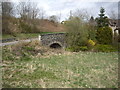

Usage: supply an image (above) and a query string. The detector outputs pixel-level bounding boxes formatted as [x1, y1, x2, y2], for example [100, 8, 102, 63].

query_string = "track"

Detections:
[0, 38, 39, 46]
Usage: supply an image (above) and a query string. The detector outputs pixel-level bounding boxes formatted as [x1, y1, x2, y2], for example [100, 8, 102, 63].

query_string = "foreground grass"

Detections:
[2, 46, 118, 88]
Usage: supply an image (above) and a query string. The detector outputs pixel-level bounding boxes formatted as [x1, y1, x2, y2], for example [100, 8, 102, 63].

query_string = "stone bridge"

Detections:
[40, 33, 66, 48]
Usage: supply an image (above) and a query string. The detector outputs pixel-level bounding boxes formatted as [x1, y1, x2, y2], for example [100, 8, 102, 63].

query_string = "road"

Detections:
[0, 38, 39, 46]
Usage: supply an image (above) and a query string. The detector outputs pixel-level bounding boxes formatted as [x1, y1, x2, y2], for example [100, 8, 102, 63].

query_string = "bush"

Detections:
[87, 39, 96, 50]
[94, 44, 117, 52]
[66, 46, 88, 52]
[87, 39, 96, 46]
[65, 17, 89, 47]
[96, 26, 113, 44]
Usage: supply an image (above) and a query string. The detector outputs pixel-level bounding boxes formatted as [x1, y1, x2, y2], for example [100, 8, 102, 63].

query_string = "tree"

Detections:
[0, 2, 2, 16]
[96, 7, 109, 27]
[0, 2, 1, 36]
[89, 16, 94, 24]
[108, 10, 118, 20]
[17, 2, 29, 20]
[17, 1, 40, 20]
[96, 7, 113, 44]
[49, 15, 58, 23]
[57, 12, 61, 23]
[65, 17, 89, 48]
[2, 2, 14, 17]
[39, 8, 46, 19]
[64, 9, 96, 51]
[16, 1, 41, 33]
[2, 2, 15, 34]
[30, 3, 40, 19]
[73, 9, 90, 21]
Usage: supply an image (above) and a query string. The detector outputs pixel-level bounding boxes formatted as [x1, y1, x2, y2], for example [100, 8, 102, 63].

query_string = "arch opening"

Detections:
[50, 43, 62, 49]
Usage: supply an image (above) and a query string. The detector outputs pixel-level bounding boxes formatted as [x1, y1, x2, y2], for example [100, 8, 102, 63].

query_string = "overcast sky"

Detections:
[10, 0, 119, 21]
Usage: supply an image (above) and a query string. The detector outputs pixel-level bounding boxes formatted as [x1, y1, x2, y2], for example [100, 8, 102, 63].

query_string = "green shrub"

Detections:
[96, 26, 113, 44]
[65, 17, 89, 47]
[66, 46, 88, 52]
[94, 44, 117, 52]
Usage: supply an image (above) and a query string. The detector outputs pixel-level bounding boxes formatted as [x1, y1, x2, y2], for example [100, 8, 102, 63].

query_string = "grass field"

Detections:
[2, 45, 118, 88]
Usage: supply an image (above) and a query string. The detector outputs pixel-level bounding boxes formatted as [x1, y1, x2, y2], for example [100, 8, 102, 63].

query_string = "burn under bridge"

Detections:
[40, 33, 66, 48]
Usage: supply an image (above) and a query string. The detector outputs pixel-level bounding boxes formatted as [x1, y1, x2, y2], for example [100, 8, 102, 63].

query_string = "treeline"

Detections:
[2, 1, 61, 35]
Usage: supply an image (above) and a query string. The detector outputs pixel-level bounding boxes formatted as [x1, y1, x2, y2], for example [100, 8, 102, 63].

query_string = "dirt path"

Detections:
[0, 38, 39, 46]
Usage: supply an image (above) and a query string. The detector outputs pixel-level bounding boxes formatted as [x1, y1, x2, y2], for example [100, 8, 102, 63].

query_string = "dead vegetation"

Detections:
[2, 44, 118, 88]
[3, 17, 65, 35]
[36, 19, 65, 32]
[3, 40, 66, 60]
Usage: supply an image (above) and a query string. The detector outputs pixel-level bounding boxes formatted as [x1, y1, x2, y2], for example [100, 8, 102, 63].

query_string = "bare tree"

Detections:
[73, 9, 90, 21]
[0, 2, 1, 63]
[49, 15, 58, 23]
[17, 1, 40, 20]
[28, 2, 40, 19]
[57, 12, 62, 23]
[2, 2, 14, 17]
[17, 2, 28, 19]
[2, 2, 15, 34]
[0, 2, 2, 16]
[39, 8, 46, 19]
[108, 10, 118, 20]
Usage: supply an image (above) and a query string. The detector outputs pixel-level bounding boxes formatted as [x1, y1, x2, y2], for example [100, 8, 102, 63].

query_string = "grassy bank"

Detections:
[2, 43, 118, 88]
[2, 33, 39, 40]
[2, 32, 65, 40]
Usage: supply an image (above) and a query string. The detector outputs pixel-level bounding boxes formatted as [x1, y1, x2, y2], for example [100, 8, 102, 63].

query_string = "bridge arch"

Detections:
[49, 41, 63, 48]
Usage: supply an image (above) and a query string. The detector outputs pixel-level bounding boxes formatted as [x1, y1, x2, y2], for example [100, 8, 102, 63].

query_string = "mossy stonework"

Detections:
[40, 33, 66, 48]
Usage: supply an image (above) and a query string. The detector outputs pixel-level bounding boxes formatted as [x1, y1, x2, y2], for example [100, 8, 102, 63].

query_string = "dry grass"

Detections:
[2, 44, 118, 88]
[36, 19, 65, 32]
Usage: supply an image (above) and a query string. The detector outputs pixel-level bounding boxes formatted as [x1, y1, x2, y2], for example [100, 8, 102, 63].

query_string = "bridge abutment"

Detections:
[40, 33, 66, 48]
[39, 33, 65, 48]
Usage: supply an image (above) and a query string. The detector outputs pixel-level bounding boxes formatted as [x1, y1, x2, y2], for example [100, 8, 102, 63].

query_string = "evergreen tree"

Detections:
[90, 16, 94, 21]
[96, 7, 109, 27]
[96, 7, 113, 44]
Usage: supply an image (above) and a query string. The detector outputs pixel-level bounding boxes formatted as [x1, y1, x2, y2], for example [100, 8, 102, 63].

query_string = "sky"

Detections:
[9, 0, 119, 21]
